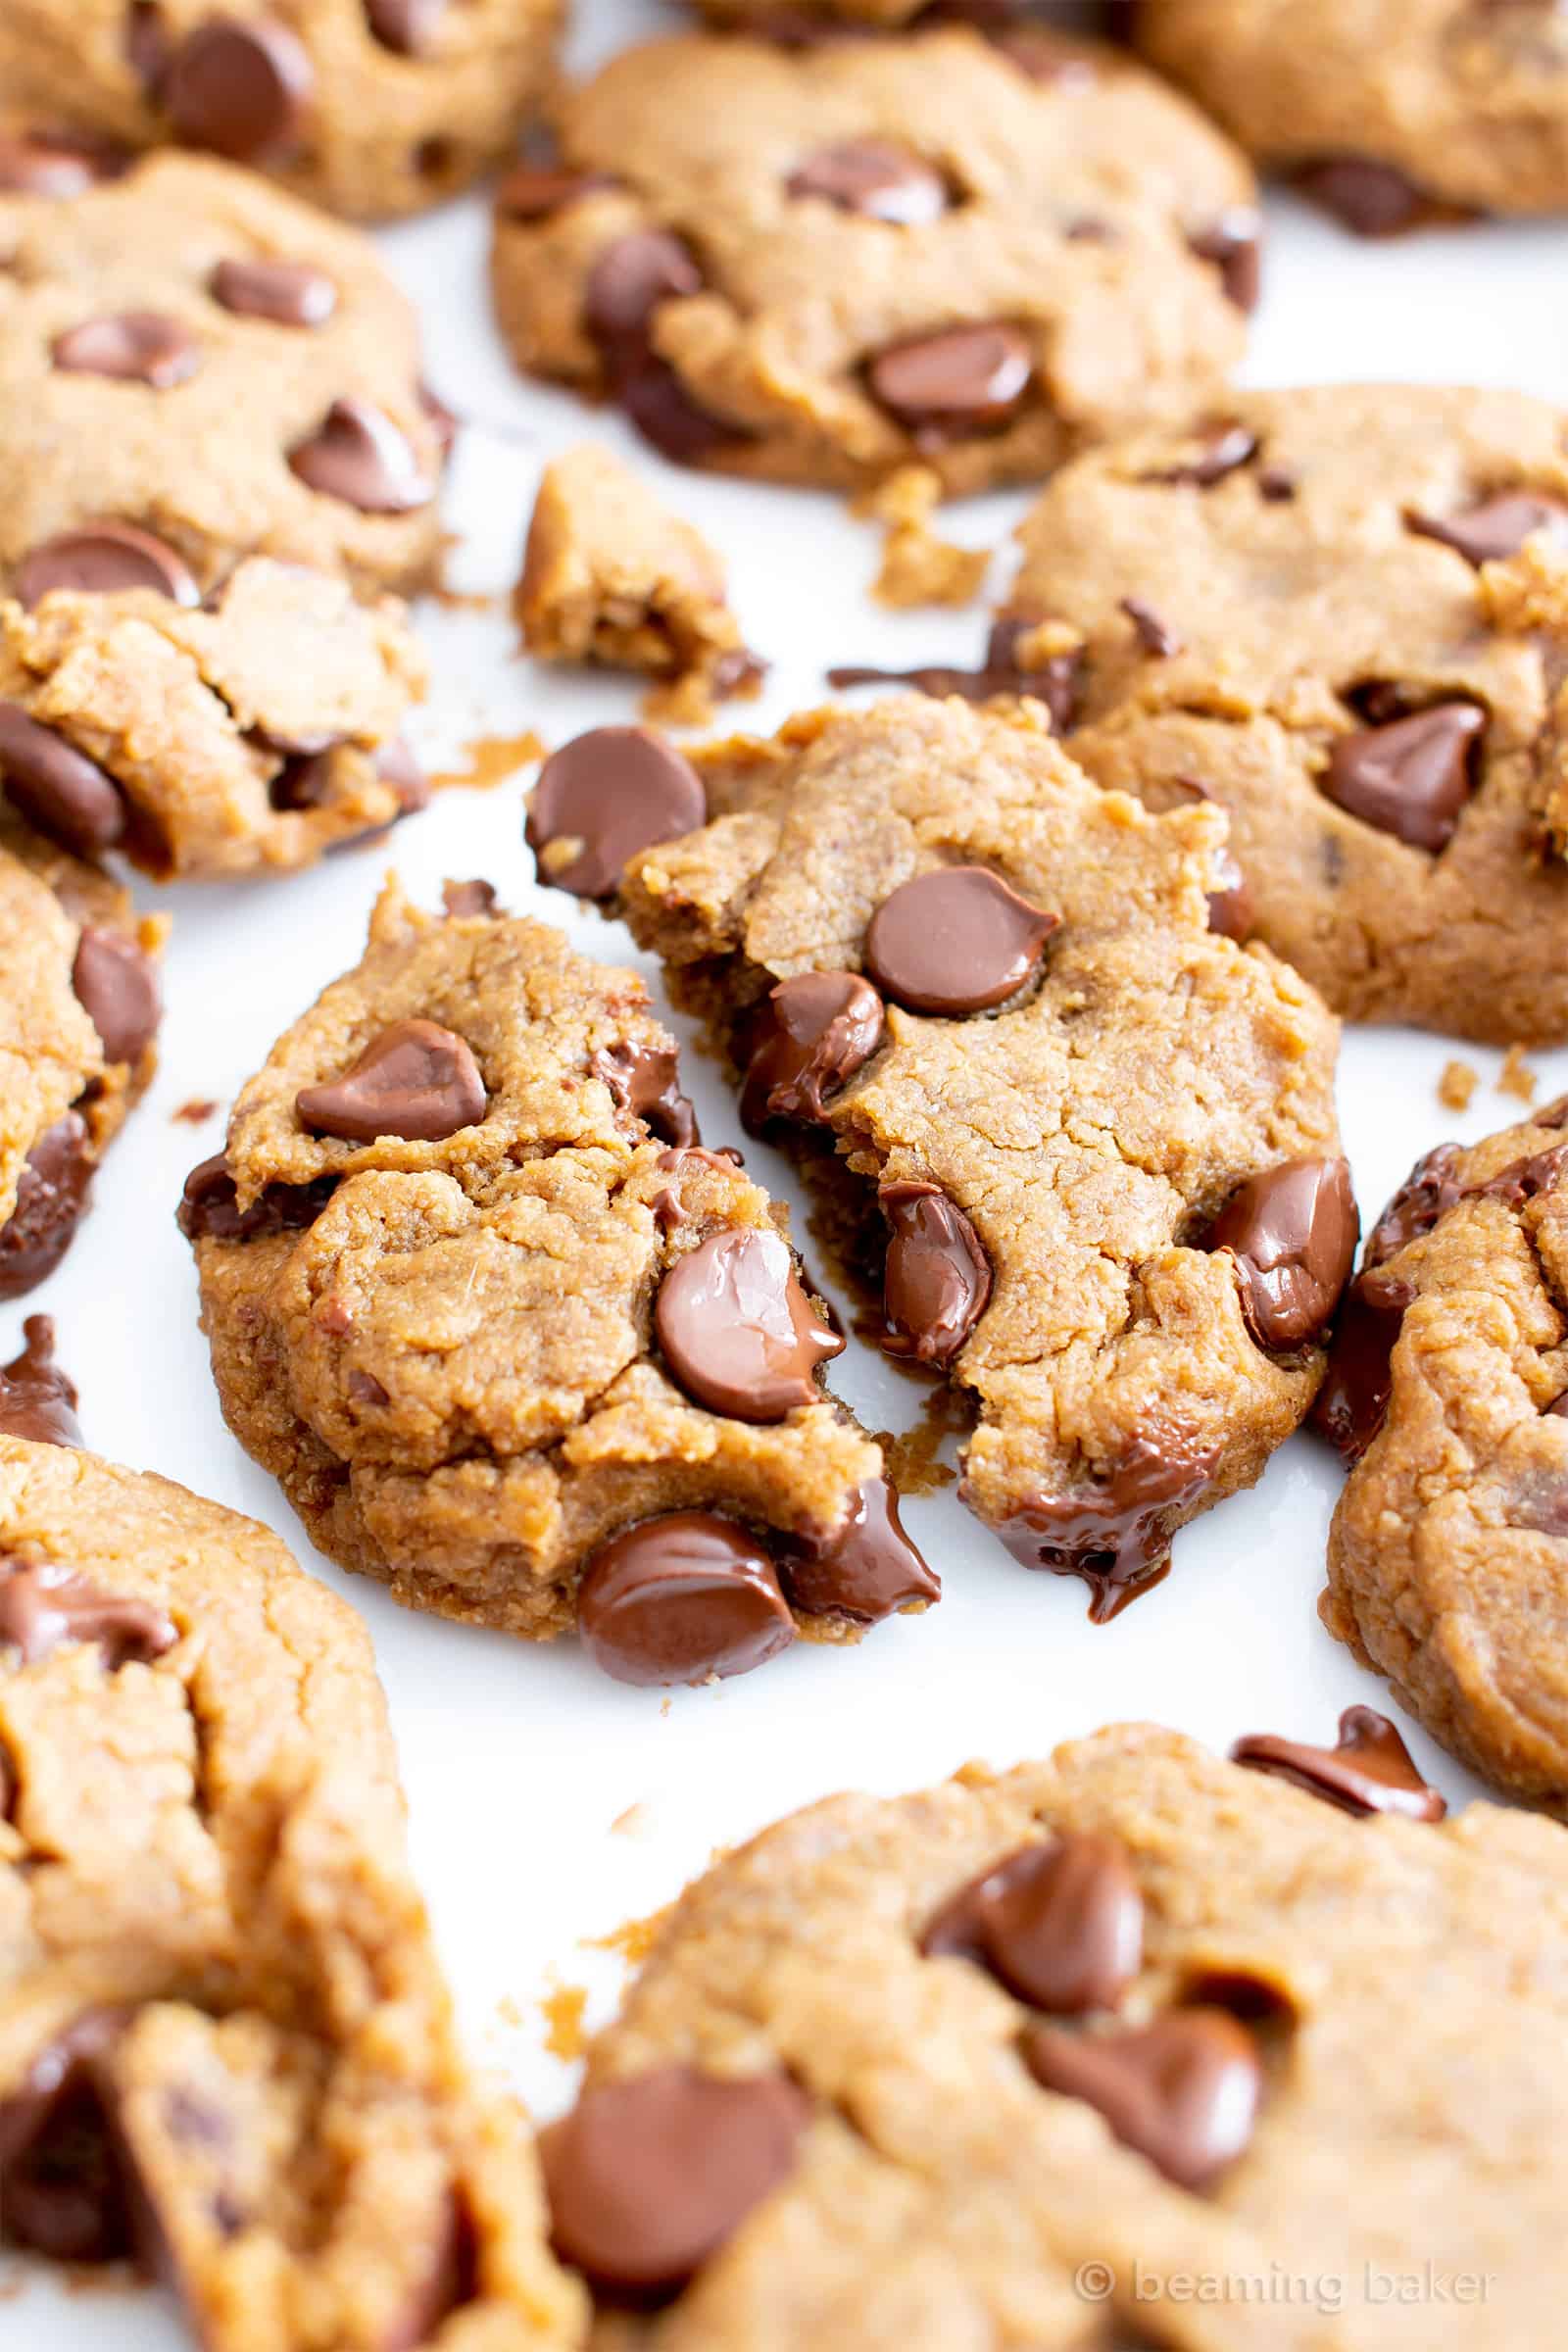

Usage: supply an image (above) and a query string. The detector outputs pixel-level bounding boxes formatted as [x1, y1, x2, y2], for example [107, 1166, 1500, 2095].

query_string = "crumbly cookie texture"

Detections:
[490, 25, 1255, 496]
[518, 444, 761, 726]
[1139, 0, 1568, 228]
[0, 1, 561, 221]
[0, 806, 162, 1299]
[609, 696, 1348, 1614]
[180, 881, 933, 1684]
[540, 1718, 1568, 2349]
[1008, 384, 1568, 1046]
[1, 560, 428, 879]
[1318, 1102, 1568, 1813]
[0, 149, 446, 600]
[0, 1436, 582, 2350]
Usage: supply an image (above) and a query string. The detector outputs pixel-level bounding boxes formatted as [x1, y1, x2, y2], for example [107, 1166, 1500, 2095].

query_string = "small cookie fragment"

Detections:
[180, 881, 934, 1683]
[859, 466, 990, 611]
[1439, 1058, 1478, 1111]
[518, 443, 762, 724]
[1497, 1044, 1538, 1103]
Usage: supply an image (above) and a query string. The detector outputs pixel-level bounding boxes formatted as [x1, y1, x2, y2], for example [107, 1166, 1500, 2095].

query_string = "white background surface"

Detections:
[11, 3, 1568, 2339]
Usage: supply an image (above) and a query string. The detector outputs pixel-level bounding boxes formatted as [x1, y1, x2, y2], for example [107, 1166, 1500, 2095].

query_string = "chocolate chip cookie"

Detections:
[1007, 384, 1568, 1045]
[0, 150, 445, 601]
[1315, 1104, 1568, 1813]
[0, 1432, 582, 2348]
[1, 805, 162, 1300]
[539, 1717, 1568, 2347]
[583, 696, 1349, 1616]
[490, 24, 1256, 495]
[0, 0, 561, 221]
[180, 880, 934, 1685]
[1140, 0, 1568, 230]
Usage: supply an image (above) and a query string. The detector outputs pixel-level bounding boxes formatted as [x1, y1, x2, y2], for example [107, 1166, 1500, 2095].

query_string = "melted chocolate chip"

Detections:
[1120, 596, 1181, 658]
[0, 2011, 137, 2264]
[1021, 2009, 1261, 2189]
[528, 725, 707, 899]
[1323, 703, 1484, 853]
[868, 321, 1033, 437]
[591, 1039, 699, 1149]
[496, 162, 617, 220]
[880, 1181, 992, 1366]
[740, 971, 885, 1131]
[125, 4, 170, 95]
[585, 231, 742, 465]
[1143, 422, 1258, 488]
[1232, 1705, 1446, 1821]
[576, 1513, 796, 1686]
[774, 1475, 938, 1622]
[787, 141, 948, 224]
[0, 1115, 94, 1301]
[1308, 1275, 1411, 1464]
[0, 702, 125, 855]
[15, 522, 200, 610]
[296, 1019, 486, 1144]
[288, 399, 434, 514]
[828, 616, 1080, 730]
[52, 313, 199, 389]
[540, 2068, 811, 2300]
[0, 1316, 81, 1447]
[175, 1152, 337, 1244]
[211, 256, 337, 327]
[1407, 490, 1568, 569]
[1187, 208, 1263, 311]
[0, 1556, 176, 1668]
[992, 1432, 1220, 1619]
[864, 867, 1058, 1015]
[1203, 1157, 1357, 1350]
[1362, 1143, 1465, 1268]
[656, 1229, 842, 1421]
[164, 20, 314, 162]
[71, 926, 161, 1067]
[922, 1834, 1143, 2012]
[0, 128, 128, 198]
[365, 0, 448, 56]
[1294, 155, 1440, 237]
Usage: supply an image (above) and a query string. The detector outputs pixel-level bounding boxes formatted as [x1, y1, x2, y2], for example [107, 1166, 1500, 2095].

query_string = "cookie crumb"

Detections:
[431, 728, 546, 793]
[589, 1905, 672, 1967]
[859, 466, 990, 611]
[875, 1381, 974, 1494]
[1497, 1045, 1538, 1102]
[1438, 1059, 1478, 1111]
[538, 1977, 589, 2061]
[172, 1097, 219, 1125]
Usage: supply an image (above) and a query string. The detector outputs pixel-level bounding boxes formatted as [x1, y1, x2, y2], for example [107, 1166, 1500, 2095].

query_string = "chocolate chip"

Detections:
[879, 1180, 991, 1366]
[991, 1431, 1220, 1619]
[540, 2067, 811, 2299]
[0, 703, 125, 856]
[0, 2011, 136, 2264]
[1187, 207, 1262, 311]
[828, 617, 1080, 730]
[1362, 1142, 1465, 1268]
[1323, 702, 1484, 853]
[1294, 155, 1438, 237]
[1021, 2009, 1261, 2189]
[376, 736, 431, 813]
[1233, 1704, 1446, 1821]
[441, 878, 499, 918]
[576, 1512, 796, 1685]
[922, 1834, 1143, 2012]
[52, 313, 200, 389]
[164, 19, 314, 162]
[211, 256, 337, 327]
[1257, 466, 1297, 503]
[1407, 491, 1568, 568]
[296, 1019, 486, 1144]
[71, 927, 161, 1067]
[865, 866, 1057, 1016]
[585, 231, 742, 466]
[15, 521, 200, 609]
[740, 972, 885, 1131]
[1143, 422, 1258, 488]
[0, 1115, 94, 1301]
[591, 1039, 699, 1149]
[288, 399, 434, 514]
[528, 725, 707, 899]
[868, 322, 1033, 437]
[365, 0, 447, 55]
[268, 748, 336, 810]
[347, 1369, 390, 1406]
[774, 1475, 938, 1622]
[656, 1229, 843, 1422]
[125, 3, 170, 95]
[0, 1555, 176, 1668]
[0, 1316, 81, 1447]
[787, 141, 948, 225]
[1308, 1275, 1410, 1463]
[1203, 1156, 1357, 1350]
[175, 1152, 336, 1244]
[496, 163, 617, 220]
[1205, 846, 1253, 940]
[0, 127, 128, 197]
[1120, 596, 1181, 658]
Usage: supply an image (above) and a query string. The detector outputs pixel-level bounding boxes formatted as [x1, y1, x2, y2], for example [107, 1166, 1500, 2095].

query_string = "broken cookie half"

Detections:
[179, 879, 933, 1686]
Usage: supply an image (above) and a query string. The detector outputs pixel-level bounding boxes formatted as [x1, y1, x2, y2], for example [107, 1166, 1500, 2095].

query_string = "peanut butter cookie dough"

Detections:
[0, 0, 561, 221]
[0, 150, 446, 601]
[1139, 0, 1568, 230]
[1007, 384, 1568, 1045]
[540, 1717, 1568, 2349]
[1317, 1103, 1568, 1814]
[490, 24, 1256, 495]
[0, 1433, 582, 2350]
[569, 696, 1350, 1616]
[0, 805, 162, 1301]
[179, 880, 934, 1685]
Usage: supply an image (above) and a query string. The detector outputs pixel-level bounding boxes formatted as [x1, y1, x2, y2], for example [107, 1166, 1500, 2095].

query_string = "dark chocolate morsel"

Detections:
[365, 0, 448, 56]
[1143, 422, 1258, 488]
[211, 256, 337, 327]
[880, 1180, 992, 1366]
[1407, 491, 1568, 569]
[656, 1228, 842, 1422]
[528, 725, 707, 899]
[591, 1039, 698, 1149]
[296, 1019, 486, 1144]
[774, 1476, 938, 1623]
[864, 867, 1058, 1016]
[15, 522, 200, 610]
[1362, 1143, 1465, 1268]
[786, 141, 949, 225]
[740, 971, 885, 1131]
[576, 1513, 796, 1686]
[1232, 1705, 1446, 1821]
[175, 1153, 337, 1244]
[0, 2010, 137, 2264]
[1294, 155, 1440, 237]
[164, 19, 314, 162]
[1187, 208, 1262, 311]
[584, 228, 703, 344]
[0, 1316, 82, 1447]
[71, 926, 161, 1067]
[0, 1556, 176, 1668]
[868, 321, 1033, 436]
[52, 312, 200, 389]
[441, 878, 499, 919]
[1021, 2009, 1261, 2189]
[1323, 703, 1484, 853]
[922, 1834, 1143, 2012]
[0, 701, 126, 855]
[1203, 1156, 1357, 1349]
[1307, 1275, 1411, 1464]
[1205, 846, 1254, 940]
[288, 400, 434, 514]
[990, 1432, 1220, 1619]
[1120, 596, 1182, 658]
[0, 1115, 94, 1301]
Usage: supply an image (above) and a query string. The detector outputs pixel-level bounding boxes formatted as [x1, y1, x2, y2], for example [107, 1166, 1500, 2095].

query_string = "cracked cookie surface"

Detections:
[490, 25, 1254, 495]
[181, 880, 932, 1683]
[540, 1719, 1568, 2349]
[1009, 384, 1568, 1045]
[0, 150, 445, 600]
[0, 1434, 582, 2350]
[0, 0, 561, 221]
[611, 696, 1348, 1613]
[1320, 1102, 1568, 1813]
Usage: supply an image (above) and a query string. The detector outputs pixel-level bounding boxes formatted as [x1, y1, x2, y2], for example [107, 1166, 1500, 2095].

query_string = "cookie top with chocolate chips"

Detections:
[612, 695, 1348, 1616]
[182, 880, 934, 1683]
[0, 149, 445, 600]
[1140, 0, 1568, 228]
[540, 1717, 1568, 2347]
[489, 24, 1256, 495]
[1320, 1102, 1568, 1815]
[0, 1434, 582, 2349]
[1009, 384, 1568, 1045]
